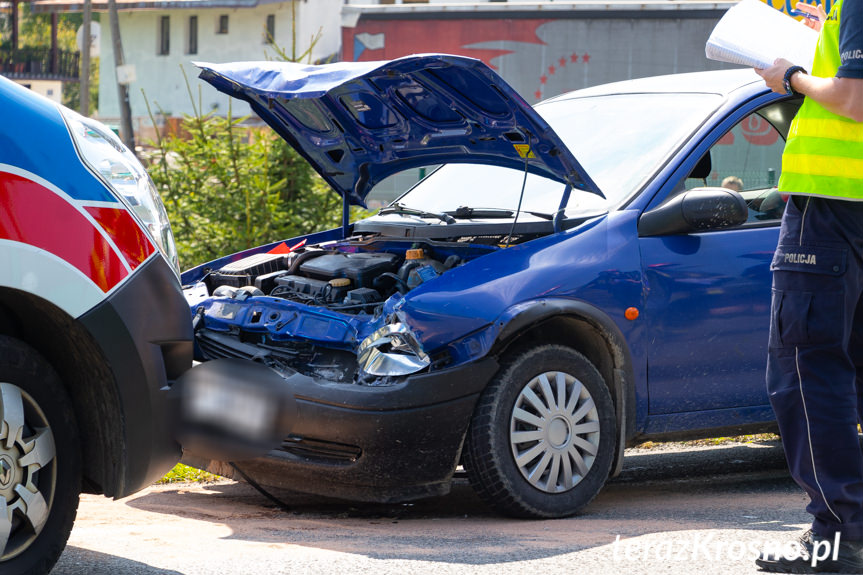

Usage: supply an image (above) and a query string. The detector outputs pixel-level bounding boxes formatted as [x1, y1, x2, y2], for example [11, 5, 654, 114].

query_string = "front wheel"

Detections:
[0, 336, 81, 575]
[463, 345, 616, 518]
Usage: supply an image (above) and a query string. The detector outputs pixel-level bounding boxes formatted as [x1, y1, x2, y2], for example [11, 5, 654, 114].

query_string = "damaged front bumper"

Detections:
[182, 355, 499, 503]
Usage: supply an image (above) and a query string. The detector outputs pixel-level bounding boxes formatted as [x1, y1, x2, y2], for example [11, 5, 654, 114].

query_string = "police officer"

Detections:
[755, 0, 863, 571]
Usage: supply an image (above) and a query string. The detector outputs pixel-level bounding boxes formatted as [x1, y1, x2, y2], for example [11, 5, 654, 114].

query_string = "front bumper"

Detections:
[79, 254, 193, 497]
[184, 356, 499, 503]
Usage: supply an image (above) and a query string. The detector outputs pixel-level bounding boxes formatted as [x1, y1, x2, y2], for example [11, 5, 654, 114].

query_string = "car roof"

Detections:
[545, 68, 766, 102]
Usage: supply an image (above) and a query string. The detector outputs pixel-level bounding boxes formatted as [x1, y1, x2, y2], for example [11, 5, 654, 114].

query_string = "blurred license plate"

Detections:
[186, 380, 277, 440]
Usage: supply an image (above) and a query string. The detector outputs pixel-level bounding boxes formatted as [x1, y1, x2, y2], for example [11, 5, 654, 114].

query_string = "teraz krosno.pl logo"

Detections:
[611, 533, 841, 567]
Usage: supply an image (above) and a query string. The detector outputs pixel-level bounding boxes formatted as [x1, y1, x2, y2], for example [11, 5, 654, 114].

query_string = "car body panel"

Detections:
[0, 77, 117, 204]
[0, 165, 156, 317]
[634, 89, 792, 416]
[641, 226, 777, 414]
[643, 405, 777, 437]
[395, 212, 642, 359]
[0, 78, 159, 319]
[547, 68, 764, 101]
[195, 54, 602, 207]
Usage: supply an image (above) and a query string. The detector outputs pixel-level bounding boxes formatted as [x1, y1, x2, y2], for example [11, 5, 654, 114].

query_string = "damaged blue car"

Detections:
[180, 54, 798, 518]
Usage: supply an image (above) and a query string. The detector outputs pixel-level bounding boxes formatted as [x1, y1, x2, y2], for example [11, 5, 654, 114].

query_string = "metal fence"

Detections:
[0, 47, 80, 81]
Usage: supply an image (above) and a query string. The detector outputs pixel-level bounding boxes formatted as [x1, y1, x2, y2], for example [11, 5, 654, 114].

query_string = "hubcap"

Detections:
[0, 382, 57, 561]
[547, 417, 570, 448]
[509, 371, 600, 494]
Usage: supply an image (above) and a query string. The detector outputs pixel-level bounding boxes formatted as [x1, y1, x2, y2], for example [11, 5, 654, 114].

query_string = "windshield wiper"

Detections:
[446, 206, 555, 221]
[378, 203, 455, 224]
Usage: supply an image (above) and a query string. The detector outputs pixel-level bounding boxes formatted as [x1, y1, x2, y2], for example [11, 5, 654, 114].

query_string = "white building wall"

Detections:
[15, 80, 63, 103]
[296, 0, 342, 59]
[97, 0, 341, 125]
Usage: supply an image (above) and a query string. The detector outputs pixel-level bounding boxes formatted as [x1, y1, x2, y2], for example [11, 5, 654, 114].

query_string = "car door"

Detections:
[639, 98, 799, 417]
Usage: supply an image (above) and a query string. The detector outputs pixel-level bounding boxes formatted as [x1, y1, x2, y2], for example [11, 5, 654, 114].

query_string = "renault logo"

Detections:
[0, 458, 12, 486]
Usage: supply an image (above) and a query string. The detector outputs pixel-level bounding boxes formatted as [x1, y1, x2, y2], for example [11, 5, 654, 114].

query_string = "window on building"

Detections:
[158, 15, 170, 55]
[217, 14, 229, 34]
[187, 16, 198, 54]
[265, 14, 275, 44]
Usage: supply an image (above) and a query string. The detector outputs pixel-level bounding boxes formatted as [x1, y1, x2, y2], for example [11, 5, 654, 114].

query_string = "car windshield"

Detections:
[395, 93, 721, 216]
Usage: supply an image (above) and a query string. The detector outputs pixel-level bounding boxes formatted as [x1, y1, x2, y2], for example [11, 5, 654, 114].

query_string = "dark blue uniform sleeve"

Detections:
[838, 0, 863, 78]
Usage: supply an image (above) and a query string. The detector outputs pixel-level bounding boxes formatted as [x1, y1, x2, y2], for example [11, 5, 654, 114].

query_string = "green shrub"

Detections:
[144, 87, 342, 269]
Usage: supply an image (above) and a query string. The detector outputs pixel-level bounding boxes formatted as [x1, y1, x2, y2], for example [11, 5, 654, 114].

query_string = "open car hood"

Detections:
[196, 54, 602, 207]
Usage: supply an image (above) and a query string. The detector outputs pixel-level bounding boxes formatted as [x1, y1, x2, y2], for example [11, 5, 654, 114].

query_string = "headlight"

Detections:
[357, 322, 430, 377]
[60, 108, 180, 278]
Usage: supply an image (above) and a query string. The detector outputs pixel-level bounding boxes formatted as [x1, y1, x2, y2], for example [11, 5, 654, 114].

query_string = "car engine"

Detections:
[191, 238, 496, 384]
[202, 242, 464, 314]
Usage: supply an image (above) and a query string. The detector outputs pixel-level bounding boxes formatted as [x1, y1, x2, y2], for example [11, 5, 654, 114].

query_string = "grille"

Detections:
[196, 330, 265, 361]
[278, 436, 361, 463]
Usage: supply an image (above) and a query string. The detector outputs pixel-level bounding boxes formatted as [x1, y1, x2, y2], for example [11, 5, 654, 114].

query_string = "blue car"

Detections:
[181, 55, 796, 518]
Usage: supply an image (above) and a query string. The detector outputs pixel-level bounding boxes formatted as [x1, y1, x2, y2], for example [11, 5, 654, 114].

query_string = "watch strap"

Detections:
[783, 65, 807, 96]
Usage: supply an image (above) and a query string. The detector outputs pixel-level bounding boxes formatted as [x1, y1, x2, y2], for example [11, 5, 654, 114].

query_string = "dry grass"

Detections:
[635, 433, 780, 450]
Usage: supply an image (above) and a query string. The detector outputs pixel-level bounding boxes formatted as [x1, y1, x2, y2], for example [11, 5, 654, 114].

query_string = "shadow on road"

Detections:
[54, 547, 187, 575]
[115, 439, 807, 565]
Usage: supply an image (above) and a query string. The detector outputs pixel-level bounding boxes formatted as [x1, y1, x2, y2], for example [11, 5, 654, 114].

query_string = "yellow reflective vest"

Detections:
[779, 0, 863, 199]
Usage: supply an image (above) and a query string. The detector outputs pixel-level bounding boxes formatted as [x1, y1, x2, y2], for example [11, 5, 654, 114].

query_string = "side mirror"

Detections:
[638, 187, 748, 237]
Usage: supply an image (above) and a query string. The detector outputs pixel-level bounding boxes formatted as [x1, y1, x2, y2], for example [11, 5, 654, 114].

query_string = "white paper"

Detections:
[706, 0, 819, 70]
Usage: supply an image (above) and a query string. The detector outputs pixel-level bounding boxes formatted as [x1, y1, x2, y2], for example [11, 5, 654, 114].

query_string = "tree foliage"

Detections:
[144, 79, 348, 269]
[63, 56, 99, 112]
[15, 3, 77, 50]
[1, 4, 98, 111]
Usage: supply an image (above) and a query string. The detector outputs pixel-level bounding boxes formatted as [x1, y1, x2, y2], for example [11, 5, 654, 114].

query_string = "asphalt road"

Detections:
[53, 439, 811, 575]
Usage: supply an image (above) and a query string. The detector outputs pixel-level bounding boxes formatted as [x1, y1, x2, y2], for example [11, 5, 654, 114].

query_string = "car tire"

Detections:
[0, 335, 81, 575]
[463, 344, 616, 518]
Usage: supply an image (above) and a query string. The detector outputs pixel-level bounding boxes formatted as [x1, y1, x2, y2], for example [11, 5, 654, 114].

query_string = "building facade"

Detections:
[33, 0, 341, 127]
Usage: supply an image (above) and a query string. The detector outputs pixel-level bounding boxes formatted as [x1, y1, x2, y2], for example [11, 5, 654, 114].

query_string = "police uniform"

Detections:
[768, 0, 863, 546]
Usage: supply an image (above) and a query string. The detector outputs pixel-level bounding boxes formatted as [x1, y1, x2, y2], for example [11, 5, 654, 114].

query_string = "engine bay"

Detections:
[202, 239, 479, 315]
[188, 236, 498, 384]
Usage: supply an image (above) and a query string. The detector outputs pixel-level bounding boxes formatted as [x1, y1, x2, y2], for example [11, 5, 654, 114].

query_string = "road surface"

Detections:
[55, 439, 809, 575]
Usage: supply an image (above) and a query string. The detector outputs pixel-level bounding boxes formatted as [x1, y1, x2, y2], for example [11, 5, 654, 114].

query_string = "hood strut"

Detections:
[554, 183, 573, 233]
[342, 194, 351, 237]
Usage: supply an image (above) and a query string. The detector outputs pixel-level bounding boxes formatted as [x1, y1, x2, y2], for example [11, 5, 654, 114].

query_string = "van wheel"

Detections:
[463, 345, 615, 518]
[0, 336, 80, 575]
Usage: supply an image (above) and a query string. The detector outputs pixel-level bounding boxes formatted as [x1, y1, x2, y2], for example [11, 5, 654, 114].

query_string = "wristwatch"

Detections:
[783, 65, 807, 96]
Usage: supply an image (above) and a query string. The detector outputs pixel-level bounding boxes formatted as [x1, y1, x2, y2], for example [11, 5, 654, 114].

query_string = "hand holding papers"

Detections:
[705, 0, 819, 71]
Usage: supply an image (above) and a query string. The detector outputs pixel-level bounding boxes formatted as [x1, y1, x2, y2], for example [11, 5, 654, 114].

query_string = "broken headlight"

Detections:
[357, 322, 430, 376]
